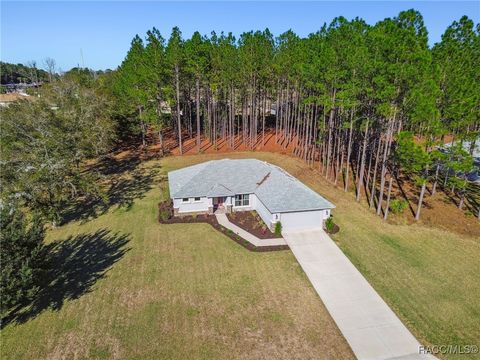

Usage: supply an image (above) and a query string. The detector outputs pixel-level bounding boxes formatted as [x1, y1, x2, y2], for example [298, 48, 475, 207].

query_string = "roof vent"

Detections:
[256, 172, 271, 186]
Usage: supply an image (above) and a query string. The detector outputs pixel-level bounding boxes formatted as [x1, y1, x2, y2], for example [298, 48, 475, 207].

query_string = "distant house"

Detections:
[442, 138, 480, 184]
[168, 159, 335, 231]
[0, 92, 30, 107]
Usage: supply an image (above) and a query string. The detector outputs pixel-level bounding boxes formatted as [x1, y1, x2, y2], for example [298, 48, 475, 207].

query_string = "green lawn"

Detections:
[2, 152, 479, 360]
[1, 155, 353, 360]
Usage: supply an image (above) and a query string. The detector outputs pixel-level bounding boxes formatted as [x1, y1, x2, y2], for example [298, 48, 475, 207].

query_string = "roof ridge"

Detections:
[210, 182, 233, 192]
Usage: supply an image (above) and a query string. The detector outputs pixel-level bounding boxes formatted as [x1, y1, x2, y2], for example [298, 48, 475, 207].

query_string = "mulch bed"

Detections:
[226, 211, 283, 239]
[325, 224, 340, 234]
[158, 201, 288, 252]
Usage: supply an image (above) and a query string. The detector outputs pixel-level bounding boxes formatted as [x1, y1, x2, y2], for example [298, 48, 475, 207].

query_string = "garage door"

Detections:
[280, 210, 325, 232]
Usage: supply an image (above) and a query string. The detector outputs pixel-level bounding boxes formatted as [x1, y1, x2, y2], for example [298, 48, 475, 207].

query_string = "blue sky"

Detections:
[1, 1, 479, 71]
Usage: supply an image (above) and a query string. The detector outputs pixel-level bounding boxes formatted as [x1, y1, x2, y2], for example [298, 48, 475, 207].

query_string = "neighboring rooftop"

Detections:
[443, 137, 480, 160]
[168, 159, 335, 213]
[0, 92, 30, 102]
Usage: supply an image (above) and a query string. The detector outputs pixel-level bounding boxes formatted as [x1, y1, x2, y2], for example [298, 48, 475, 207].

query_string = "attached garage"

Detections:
[279, 209, 330, 232]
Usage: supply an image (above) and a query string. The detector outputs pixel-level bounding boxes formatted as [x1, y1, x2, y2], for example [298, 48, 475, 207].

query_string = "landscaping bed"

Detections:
[158, 201, 288, 252]
[227, 211, 283, 239]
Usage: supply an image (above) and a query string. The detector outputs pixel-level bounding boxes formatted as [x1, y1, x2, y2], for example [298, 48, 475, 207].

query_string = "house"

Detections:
[168, 159, 335, 232]
[441, 138, 480, 184]
[0, 92, 30, 107]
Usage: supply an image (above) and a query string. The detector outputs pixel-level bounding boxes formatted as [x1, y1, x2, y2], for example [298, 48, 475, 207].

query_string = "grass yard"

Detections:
[2, 151, 479, 360]
[1, 156, 353, 360]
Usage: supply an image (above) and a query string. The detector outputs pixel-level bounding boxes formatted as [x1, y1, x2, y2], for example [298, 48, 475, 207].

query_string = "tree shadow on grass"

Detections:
[61, 154, 159, 224]
[1, 229, 131, 328]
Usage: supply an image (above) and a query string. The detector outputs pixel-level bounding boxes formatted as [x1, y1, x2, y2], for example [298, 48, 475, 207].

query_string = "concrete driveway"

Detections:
[283, 229, 435, 360]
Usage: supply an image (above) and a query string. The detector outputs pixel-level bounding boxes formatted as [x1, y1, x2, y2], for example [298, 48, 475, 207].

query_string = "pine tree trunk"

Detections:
[377, 118, 394, 215]
[458, 179, 467, 209]
[432, 163, 440, 195]
[262, 90, 266, 146]
[325, 90, 336, 179]
[196, 77, 201, 153]
[384, 173, 393, 220]
[356, 119, 369, 201]
[344, 108, 354, 192]
[139, 106, 146, 147]
[459, 191, 465, 210]
[370, 137, 383, 208]
[175, 64, 183, 155]
[213, 99, 217, 150]
[365, 140, 374, 194]
[275, 81, 280, 143]
[415, 180, 426, 221]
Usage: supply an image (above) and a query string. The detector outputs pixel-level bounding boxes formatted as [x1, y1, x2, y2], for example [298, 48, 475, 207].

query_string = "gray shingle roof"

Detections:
[168, 159, 335, 213]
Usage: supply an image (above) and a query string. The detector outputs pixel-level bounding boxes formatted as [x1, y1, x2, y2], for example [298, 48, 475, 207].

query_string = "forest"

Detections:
[1, 9, 479, 315]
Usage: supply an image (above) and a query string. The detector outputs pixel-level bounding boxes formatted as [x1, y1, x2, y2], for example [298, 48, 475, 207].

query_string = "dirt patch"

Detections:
[227, 211, 282, 239]
[383, 174, 480, 238]
[158, 201, 288, 252]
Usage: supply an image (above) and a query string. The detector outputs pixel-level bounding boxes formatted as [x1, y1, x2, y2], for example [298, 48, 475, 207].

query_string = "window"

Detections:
[194, 197, 201, 202]
[234, 194, 250, 207]
[182, 198, 189, 203]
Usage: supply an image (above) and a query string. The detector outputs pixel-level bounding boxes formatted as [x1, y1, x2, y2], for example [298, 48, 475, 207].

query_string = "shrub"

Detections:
[390, 199, 408, 214]
[274, 221, 282, 235]
[325, 217, 335, 233]
[159, 209, 171, 222]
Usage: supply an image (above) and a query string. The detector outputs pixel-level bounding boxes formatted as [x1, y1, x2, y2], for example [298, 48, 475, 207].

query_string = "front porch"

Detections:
[212, 196, 232, 214]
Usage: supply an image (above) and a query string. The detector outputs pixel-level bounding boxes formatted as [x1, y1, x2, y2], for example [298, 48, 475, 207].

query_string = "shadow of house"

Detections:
[2, 229, 130, 327]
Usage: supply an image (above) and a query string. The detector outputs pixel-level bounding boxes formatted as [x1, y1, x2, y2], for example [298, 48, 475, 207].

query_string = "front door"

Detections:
[213, 197, 225, 208]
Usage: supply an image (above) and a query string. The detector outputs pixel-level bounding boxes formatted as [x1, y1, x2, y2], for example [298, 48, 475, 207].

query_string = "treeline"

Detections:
[113, 10, 479, 220]
[0, 61, 50, 84]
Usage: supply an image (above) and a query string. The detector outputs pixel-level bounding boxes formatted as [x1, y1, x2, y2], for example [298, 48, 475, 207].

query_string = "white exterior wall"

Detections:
[174, 197, 210, 213]
[173, 192, 332, 231]
[252, 195, 275, 229]
[279, 209, 329, 232]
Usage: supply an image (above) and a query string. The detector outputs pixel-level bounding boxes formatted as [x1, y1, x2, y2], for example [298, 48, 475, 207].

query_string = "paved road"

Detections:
[215, 213, 287, 247]
[283, 229, 435, 360]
